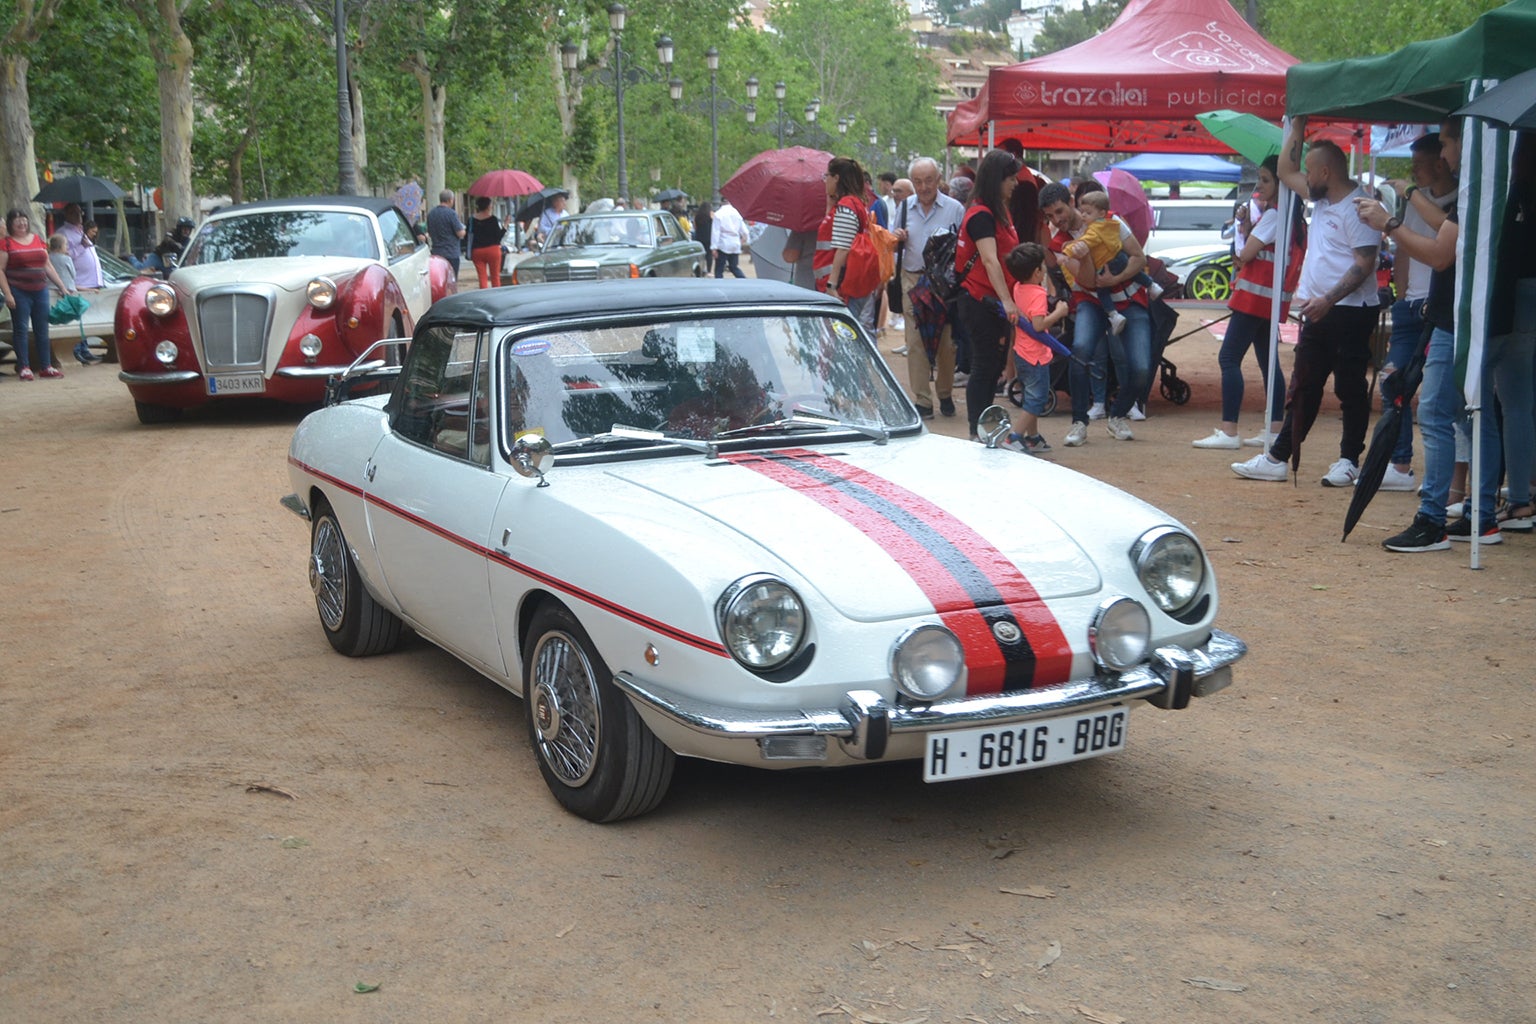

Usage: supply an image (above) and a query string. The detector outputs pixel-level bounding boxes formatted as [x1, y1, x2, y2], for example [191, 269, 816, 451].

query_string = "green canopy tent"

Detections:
[1283, 0, 1536, 561]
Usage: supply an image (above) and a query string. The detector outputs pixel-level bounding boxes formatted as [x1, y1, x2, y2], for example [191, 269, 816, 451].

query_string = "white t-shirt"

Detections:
[1295, 186, 1380, 307]
[1399, 187, 1458, 301]
[1249, 206, 1279, 247]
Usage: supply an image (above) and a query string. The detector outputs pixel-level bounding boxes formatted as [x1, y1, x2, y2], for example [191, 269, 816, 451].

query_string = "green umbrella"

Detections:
[1196, 109, 1283, 164]
[48, 293, 89, 325]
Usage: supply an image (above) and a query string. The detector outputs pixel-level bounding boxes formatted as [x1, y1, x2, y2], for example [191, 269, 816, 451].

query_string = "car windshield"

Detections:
[501, 312, 914, 447]
[548, 215, 653, 249]
[183, 210, 380, 264]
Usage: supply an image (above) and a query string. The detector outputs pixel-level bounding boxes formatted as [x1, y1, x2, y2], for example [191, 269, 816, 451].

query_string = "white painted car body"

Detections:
[284, 279, 1244, 821]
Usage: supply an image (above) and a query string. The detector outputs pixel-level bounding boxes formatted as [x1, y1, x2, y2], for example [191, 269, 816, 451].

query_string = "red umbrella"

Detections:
[721, 147, 834, 233]
[1091, 168, 1153, 247]
[468, 169, 545, 197]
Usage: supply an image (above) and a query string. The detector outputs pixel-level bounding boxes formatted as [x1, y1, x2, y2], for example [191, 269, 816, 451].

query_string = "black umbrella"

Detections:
[1453, 66, 1536, 130]
[33, 174, 126, 205]
[519, 186, 569, 224]
[1342, 321, 1432, 541]
[654, 187, 688, 203]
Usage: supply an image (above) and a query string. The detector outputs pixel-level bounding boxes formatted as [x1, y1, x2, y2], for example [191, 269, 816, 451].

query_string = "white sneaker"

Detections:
[1242, 432, 1269, 447]
[1064, 422, 1088, 447]
[1375, 466, 1417, 492]
[1106, 416, 1134, 440]
[1232, 453, 1288, 481]
[1192, 429, 1241, 450]
[1086, 402, 1106, 421]
[1107, 310, 1127, 335]
[1127, 403, 1146, 421]
[1321, 458, 1359, 488]
[1447, 500, 1467, 518]
[892, 345, 908, 356]
[953, 371, 969, 386]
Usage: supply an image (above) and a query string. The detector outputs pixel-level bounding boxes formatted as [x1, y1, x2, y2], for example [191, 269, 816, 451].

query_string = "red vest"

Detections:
[956, 206, 1017, 301]
[814, 196, 867, 293]
[1229, 216, 1303, 320]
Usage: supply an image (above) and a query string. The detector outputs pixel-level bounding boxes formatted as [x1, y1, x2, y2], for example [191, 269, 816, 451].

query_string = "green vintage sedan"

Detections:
[511, 210, 707, 284]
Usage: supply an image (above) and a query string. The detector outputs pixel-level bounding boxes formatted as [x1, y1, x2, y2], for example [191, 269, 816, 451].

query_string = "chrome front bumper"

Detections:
[614, 629, 1245, 761]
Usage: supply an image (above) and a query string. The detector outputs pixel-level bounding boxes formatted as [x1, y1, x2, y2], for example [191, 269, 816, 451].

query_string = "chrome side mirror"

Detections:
[510, 434, 553, 487]
[977, 405, 1012, 449]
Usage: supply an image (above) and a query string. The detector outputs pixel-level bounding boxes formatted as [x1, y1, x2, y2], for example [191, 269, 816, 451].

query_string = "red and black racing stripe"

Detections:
[723, 449, 1073, 694]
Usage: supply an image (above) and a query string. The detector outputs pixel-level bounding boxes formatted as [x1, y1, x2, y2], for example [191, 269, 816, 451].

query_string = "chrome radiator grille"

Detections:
[197, 291, 272, 368]
[543, 264, 600, 282]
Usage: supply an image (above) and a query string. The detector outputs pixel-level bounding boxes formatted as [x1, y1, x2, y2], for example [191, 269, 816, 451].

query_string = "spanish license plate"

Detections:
[923, 707, 1127, 782]
[206, 373, 265, 395]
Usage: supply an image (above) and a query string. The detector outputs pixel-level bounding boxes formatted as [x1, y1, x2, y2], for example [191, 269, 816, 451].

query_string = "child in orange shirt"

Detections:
[1002, 242, 1067, 454]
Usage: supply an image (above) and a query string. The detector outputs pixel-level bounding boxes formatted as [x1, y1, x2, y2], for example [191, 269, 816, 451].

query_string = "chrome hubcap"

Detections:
[310, 517, 347, 632]
[530, 632, 600, 787]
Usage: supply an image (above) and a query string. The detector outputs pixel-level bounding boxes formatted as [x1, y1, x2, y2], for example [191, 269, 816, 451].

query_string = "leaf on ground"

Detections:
[991, 847, 1018, 860]
[1000, 886, 1056, 899]
[1012, 1004, 1039, 1017]
[1185, 976, 1247, 992]
[245, 782, 297, 800]
[1074, 1005, 1125, 1024]
[1421, 838, 1449, 847]
[353, 981, 380, 993]
[279, 836, 309, 849]
[936, 943, 977, 952]
[1311, 585, 1329, 591]
[1035, 939, 1062, 970]
[555, 923, 575, 938]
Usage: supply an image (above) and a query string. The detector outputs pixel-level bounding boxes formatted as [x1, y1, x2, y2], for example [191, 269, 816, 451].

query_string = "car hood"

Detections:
[170, 256, 374, 292]
[595, 437, 1126, 622]
[526, 245, 641, 266]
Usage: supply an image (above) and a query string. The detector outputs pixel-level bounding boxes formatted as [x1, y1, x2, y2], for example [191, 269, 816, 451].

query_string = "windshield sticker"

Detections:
[511, 339, 552, 357]
[675, 325, 716, 363]
[833, 322, 857, 342]
[514, 427, 546, 441]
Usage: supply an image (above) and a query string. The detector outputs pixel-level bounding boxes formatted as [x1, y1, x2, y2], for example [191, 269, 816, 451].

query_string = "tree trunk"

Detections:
[349, 67, 370, 195]
[129, 0, 196, 225]
[413, 56, 446, 201]
[229, 128, 251, 205]
[551, 41, 582, 212]
[0, 52, 43, 229]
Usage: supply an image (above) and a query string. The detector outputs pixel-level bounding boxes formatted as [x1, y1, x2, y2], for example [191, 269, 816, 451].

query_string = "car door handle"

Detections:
[365, 460, 376, 482]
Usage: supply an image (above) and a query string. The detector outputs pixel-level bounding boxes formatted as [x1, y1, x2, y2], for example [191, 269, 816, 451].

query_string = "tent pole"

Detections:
[1262, 115, 1293, 448]
[1469, 406, 1483, 569]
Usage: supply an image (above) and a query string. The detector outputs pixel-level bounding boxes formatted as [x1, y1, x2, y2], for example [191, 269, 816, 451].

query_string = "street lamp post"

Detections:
[774, 81, 786, 148]
[561, 4, 676, 206]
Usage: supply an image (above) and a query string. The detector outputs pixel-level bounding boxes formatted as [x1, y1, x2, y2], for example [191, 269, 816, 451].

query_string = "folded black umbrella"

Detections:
[1343, 321, 1432, 541]
[34, 174, 126, 206]
[654, 188, 688, 203]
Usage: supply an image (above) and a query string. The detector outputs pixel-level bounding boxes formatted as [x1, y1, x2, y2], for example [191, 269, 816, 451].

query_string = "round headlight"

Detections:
[145, 284, 177, 317]
[1089, 597, 1151, 672]
[1133, 528, 1205, 614]
[890, 624, 965, 701]
[299, 333, 323, 358]
[717, 575, 805, 671]
[307, 276, 338, 310]
[154, 340, 179, 366]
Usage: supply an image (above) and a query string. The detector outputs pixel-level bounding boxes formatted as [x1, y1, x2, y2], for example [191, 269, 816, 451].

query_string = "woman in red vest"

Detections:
[814, 156, 868, 303]
[1191, 155, 1307, 450]
[954, 148, 1022, 439]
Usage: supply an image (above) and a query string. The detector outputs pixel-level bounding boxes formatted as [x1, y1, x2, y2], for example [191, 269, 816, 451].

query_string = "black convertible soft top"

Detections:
[416, 278, 845, 331]
[211, 195, 401, 217]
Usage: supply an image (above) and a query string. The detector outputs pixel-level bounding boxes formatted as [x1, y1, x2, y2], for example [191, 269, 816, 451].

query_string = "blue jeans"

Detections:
[713, 251, 744, 278]
[1417, 327, 1460, 525]
[10, 286, 51, 371]
[1012, 354, 1052, 416]
[1490, 279, 1536, 507]
[1383, 298, 1428, 465]
[1070, 299, 1150, 421]
[1218, 309, 1286, 426]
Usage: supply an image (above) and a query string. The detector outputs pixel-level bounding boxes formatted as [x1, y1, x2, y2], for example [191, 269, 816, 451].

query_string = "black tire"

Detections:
[1185, 262, 1233, 303]
[134, 400, 183, 425]
[1161, 376, 1193, 405]
[523, 603, 674, 822]
[309, 500, 403, 657]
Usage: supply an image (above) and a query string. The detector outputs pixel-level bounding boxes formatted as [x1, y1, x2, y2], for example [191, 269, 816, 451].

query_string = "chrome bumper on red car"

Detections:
[613, 629, 1245, 761]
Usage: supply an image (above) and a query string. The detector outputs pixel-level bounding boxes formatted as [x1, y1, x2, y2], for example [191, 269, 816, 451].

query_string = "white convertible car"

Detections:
[284, 279, 1244, 822]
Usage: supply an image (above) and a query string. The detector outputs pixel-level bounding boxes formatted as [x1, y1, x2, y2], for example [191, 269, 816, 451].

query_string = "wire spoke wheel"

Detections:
[530, 631, 601, 787]
[310, 515, 349, 633]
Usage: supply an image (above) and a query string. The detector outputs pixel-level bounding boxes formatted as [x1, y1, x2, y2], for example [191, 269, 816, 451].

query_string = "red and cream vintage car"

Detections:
[283, 279, 1245, 822]
[116, 196, 457, 424]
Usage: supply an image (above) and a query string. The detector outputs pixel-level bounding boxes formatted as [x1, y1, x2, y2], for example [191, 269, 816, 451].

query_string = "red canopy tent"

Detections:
[947, 0, 1298, 152]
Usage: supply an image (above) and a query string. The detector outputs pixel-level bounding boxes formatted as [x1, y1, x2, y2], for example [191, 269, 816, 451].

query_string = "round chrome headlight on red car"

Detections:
[145, 284, 177, 317]
[307, 276, 338, 310]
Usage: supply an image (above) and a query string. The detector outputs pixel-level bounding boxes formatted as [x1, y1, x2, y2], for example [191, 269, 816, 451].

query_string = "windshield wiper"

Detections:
[713, 410, 888, 444]
[551, 424, 718, 457]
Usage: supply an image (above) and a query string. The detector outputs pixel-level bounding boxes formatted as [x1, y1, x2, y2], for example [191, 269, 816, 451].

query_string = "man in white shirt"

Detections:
[710, 199, 748, 278]
[891, 157, 965, 417]
[1233, 118, 1381, 486]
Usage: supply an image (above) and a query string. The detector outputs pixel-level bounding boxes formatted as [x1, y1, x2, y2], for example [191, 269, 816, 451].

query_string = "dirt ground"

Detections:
[2, 304, 1533, 1024]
